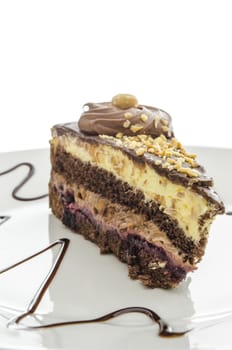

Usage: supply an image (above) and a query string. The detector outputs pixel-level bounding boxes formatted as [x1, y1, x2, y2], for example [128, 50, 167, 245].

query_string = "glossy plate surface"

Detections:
[0, 147, 232, 350]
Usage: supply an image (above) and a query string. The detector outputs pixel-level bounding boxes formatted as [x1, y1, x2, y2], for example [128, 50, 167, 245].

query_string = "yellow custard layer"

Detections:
[51, 134, 215, 242]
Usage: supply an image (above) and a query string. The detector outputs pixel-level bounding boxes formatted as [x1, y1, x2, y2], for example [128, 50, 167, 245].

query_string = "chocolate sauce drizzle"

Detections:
[0, 238, 186, 337]
[0, 162, 48, 201]
[0, 215, 11, 226]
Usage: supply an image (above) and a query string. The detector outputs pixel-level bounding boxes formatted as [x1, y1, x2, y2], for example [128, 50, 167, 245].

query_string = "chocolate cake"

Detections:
[49, 94, 224, 288]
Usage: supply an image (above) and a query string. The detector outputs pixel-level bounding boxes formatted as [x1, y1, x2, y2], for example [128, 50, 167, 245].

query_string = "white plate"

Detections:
[0, 147, 232, 350]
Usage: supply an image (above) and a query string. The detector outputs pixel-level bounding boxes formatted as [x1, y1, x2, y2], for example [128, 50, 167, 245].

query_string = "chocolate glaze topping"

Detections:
[78, 101, 174, 138]
[0, 162, 48, 201]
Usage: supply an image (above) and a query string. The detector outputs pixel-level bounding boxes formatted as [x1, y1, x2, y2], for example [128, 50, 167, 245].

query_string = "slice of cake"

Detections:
[49, 94, 224, 288]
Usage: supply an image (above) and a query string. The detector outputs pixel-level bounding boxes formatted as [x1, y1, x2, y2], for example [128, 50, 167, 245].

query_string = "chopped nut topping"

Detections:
[99, 133, 201, 178]
[116, 132, 123, 139]
[124, 112, 133, 119]
[153, 116, 159, 128]
[187, 153, 197, 159]
[140, 113, 148, 123]
[123, 120, 131, 128]
[162, 125, 169, 132]
[136, 147, 146, 156]
[112, 93, 138, 109]
[184, 156, 197, 167]
[162, 162, 170, 168]
[167, 157, 176, 165]
[161, 119, 169, 126]
[159, 134, 167, 142]
[128, 141, 137, 150]
[130, 124, 144, 133]
[179, 167, 199, 177]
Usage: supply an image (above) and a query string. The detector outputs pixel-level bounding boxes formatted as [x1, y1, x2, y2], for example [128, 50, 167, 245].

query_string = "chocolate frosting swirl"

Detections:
[78, 101, 174, 138]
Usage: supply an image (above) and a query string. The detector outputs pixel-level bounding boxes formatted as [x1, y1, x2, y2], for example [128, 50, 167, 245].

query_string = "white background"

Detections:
[0, 0, 232, 152]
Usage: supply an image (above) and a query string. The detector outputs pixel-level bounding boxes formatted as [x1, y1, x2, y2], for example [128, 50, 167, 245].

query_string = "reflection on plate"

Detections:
[0, 147, 232, 350]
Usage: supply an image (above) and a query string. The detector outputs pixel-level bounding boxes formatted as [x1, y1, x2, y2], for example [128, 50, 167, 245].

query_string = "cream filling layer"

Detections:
[51, 135, 214, 242]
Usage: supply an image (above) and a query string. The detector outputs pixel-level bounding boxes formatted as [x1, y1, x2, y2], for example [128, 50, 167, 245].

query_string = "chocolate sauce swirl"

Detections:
[12, 307, 187, 337]
[78, 101, 174, 138]
[0, 238, 186, 337]
[0, 215, 11, 226]
[1, 236, 231, 337]
[0, 162, 48, 201]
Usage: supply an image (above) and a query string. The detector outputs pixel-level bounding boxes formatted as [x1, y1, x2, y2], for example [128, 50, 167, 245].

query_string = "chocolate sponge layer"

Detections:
[51, 144, 207, 262]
